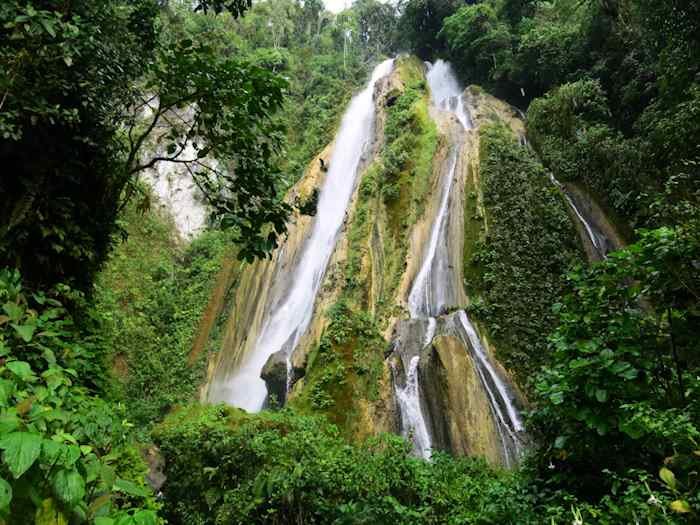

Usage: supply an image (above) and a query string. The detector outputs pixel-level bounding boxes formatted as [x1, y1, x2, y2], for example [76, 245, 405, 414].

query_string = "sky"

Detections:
[323, 0, 352, 13]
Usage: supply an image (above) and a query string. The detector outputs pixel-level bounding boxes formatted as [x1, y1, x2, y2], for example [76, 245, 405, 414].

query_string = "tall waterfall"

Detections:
[407, 61, 472, 318]
[396, 60, 525, 464]
[397, 60, 472, 458]
[210, 59, 394, 412]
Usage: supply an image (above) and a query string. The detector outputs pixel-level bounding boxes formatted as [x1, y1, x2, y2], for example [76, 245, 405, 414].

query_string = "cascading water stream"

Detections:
[407, 60, 472, 319]
[547, 174, 610, 259]
[394, 356, 432, 458]
[520, 131, 611, 259]
[395, 60, 472, 458]
[454, 311, 524, 467]
[210, 58, 394, 412]
[395, 60, 525, 464]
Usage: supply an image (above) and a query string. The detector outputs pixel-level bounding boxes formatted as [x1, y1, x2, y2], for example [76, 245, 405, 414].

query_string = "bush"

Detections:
[0, 268, 158, 523]
[154, 405, 538, 525]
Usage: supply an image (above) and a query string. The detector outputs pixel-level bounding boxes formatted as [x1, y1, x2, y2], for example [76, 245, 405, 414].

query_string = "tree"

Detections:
[0, 0, 291, 290]
[354, 0, 399, 59]
[397, 0, 460, 58]
[532, 224, 700, 506]
[440, 4, 513, 86]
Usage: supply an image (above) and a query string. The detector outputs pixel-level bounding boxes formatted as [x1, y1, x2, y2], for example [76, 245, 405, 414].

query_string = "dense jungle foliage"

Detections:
[0, 0, 699, 523]
[396, 0, 700, 521]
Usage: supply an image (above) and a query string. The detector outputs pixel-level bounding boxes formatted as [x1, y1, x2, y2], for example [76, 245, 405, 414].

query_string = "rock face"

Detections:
[565, 182, 626, 260]
[203, 142, 333, 403]
[418, 335, 502, 463]
[202, 57, 537, 464]
[261, 350, 288, 408]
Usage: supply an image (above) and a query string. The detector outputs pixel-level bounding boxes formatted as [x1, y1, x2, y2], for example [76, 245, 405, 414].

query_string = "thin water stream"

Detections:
[394, 60, 525, 464]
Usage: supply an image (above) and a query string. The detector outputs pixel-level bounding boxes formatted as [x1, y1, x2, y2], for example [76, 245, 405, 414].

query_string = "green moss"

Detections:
[289, 301, 385, 435]
[464, 123, 582, 389]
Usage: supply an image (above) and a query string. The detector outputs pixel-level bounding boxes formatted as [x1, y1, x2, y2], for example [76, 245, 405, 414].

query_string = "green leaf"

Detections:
[0, 432, 42, 478]
[39, 17, 56, 37]
[660, 467, 677, 490]
[11, 323, 36, 343]
[670, 500, 691, 513]
[2, 303, 23, 322]
[0, 379, 14, 405]
[94, 519, 115, 525]
[6, 361, 35, 381]
[554, 436, 567, 449]
[52, 469, 85, 506]
[0, 415, 20, 434]
[0, 477, 12, 510]
[549, 391, 564, 405]
[133, 510, 158, 525]
[112, 479, 149, 498]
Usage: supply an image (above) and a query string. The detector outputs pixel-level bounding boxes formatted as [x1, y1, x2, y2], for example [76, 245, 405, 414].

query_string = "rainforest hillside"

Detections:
[0, 0, 698, 524]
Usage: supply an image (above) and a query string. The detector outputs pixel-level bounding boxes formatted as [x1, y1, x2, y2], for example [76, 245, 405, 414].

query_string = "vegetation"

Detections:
[154, 405, 537, 524]
[531, 223, 700, 519]
[0, 0, 288, 291]
[1, 0, 699, 522]
[465, 123, 581, 387]
[396, 0, 700, 519]
[0, 270, 159, 523]
[289, 301, 386, 436]
[95, 198, 232, 438]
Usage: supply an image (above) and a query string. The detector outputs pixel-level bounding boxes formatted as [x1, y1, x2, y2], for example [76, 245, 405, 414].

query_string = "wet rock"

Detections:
[418, 335, 502, 465]
[261, 350, 288, 408]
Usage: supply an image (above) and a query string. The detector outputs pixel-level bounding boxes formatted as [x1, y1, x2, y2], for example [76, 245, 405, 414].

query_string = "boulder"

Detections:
[261, 350, 288, 408]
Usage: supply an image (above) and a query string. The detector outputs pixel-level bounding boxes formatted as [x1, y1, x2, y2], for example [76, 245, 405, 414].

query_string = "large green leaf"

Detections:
[133, 510, 158, 525]
[2, 302, 23, 322]
[660, 467, 677, 490]
[6, 361, 36, 382]
[0, 432, 42, 478]
[52, 469, 86, 506]
[11, 322, 37, 343]
[112, 478, 149, 498]
[0, 476, 12, 509]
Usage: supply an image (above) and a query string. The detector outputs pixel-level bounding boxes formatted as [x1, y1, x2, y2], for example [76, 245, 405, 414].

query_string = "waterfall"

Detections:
[395, 60, 525, 464]
[210, 58, 395, 412]
[454, 311, 524, 467]
[518, 128, 611, 259]
[395, 60, 472, 458]
[546, 174, 611, 259]
[394, 356, 433, 458]
[408, 60, 472, 318]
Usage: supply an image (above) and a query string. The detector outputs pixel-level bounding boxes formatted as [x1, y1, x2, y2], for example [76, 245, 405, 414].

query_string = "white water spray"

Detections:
[211, 59, 395, 412]
[395, 356, 433, 459]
